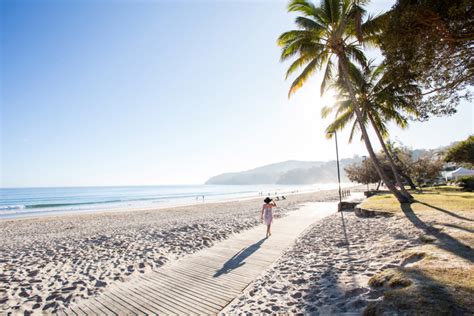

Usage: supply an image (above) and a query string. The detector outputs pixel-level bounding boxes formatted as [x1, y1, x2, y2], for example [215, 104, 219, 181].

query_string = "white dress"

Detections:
[263, 205, 273, 225]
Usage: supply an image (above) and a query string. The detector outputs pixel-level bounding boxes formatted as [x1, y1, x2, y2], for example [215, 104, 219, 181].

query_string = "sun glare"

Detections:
[319, 88, 337, 109]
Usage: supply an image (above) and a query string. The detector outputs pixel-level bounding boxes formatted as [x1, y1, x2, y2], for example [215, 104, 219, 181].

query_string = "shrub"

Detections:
[456, 176, 474, 191]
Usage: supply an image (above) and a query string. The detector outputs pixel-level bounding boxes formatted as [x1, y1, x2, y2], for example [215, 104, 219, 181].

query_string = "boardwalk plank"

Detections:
[64, 201, 339, 315]
[113, 276, 190, 315]
[132, 277, 213, 314]
[181, 259, 261, 280]
[171, 263, 252, 286]
[77, 303, 98, 316]
[107, 287, 156, 315]
[108, 284, 173, 315]
[169, 271, 243, 293]
[154, 269, 239, 298]
[100, 292, 140, 315]
[68, 305, 86, 316]
[91, 297, 122, 316]
[150, 272, 232, 304]
[87, 298, 116, 316]
[141, 275, 224, 310]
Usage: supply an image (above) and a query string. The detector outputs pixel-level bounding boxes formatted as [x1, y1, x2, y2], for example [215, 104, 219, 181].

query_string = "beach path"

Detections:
[62, 201, 341, 315]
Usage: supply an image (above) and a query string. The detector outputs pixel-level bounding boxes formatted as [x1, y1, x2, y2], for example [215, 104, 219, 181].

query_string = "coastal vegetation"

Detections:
[279, 0, 412, 202]
[378, 0, 473, 119]
[361, 186, 474, 314]
[345, 137, 474, 191]
[360, 186, 474, 214]
[278, 2, 473, 311]
[278, 0, 472, 203]
[445, 135, 474, 167]
[321, 62, 418, 198]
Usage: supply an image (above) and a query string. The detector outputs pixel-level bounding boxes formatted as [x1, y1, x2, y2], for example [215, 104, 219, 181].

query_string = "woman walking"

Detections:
[261, 197, 276, 238]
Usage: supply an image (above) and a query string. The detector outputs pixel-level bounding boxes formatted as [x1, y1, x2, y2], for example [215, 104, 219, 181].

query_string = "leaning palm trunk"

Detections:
[401, 172, 418, 190]
[368, 114, 414, 200]
[376, 180, 382, 191]
[337, 54, 411, 203]
[384, 146, 418, 190]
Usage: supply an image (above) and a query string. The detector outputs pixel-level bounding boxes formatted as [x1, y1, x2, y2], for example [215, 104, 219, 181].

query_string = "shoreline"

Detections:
[0, 184, 356, 222]
[1, 187, 360, 313]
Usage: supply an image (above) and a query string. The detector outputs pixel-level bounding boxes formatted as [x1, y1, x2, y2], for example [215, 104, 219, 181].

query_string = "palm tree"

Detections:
[321, 62, 419, 198]
[278, 0, 412, 202]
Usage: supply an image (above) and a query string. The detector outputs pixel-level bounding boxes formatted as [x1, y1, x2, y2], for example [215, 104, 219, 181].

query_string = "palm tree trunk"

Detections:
[376, 180, 381, 191]
[384, 142, 418, 190]
[337, 54, 411, 203]
[368, 114, 413, 200]
[401, 172, 418, 190]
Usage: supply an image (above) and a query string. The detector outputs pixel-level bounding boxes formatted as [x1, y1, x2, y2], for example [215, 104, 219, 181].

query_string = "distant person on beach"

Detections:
[261, 197, 276, 238]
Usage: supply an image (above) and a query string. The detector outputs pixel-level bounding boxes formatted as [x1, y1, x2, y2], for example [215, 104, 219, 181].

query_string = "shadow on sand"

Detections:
[301, 211, 364, 313]
[213, 238, 267, 277]
[401, 203, 474, 263]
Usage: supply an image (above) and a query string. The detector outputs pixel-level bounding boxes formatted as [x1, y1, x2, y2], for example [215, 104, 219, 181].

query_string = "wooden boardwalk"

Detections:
[61, 201, 340, 315]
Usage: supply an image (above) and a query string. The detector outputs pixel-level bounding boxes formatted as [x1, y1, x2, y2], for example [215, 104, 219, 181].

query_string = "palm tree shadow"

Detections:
[213, 238, 267, 278]
[441, 223, 474, 234]
[400, 203, 474, 263]
[415, 200, 474, 222]
[302, 212, 362, 313]
[339, 211, 350, 247]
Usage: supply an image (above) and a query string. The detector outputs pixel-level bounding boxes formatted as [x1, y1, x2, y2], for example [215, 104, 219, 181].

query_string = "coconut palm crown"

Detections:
[278, 0, 381, 98]
[278, 0, 413, 202]
[321, 61, 420, 198]
[321, 61, 420, 142]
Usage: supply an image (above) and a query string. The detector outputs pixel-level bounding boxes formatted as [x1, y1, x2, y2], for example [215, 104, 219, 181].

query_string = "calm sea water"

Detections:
[0, 183, 349, 219]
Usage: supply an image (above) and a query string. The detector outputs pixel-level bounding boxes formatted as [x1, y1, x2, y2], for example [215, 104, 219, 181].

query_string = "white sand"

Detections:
[225, 209, 424, 314]
[0, 188, 348, 314]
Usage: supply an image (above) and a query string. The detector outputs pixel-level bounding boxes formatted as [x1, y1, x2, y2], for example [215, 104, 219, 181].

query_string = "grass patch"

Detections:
[360, 187, 474, 214]
[362, 187, 474, 315]
[421, 265, 474, 291]
[365, 265, 474, 315]
[368, 269, 413, 289]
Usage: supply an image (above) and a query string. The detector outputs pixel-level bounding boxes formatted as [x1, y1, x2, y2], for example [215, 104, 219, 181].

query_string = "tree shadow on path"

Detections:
[401, 203, 474, 263]
[213, 238, 267, 277]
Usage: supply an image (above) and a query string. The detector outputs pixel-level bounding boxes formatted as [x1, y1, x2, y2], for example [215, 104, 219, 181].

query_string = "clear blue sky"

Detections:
[1, 0, 472, 187]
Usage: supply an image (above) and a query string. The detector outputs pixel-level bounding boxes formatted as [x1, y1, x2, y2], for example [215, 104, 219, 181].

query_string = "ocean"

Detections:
[0, 183, 349, 219]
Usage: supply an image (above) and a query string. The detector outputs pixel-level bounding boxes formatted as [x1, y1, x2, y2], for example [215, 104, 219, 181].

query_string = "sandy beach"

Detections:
[225, 208, 425, 314]
[0, 188, 347, 313]
[225, 195, 474, 314]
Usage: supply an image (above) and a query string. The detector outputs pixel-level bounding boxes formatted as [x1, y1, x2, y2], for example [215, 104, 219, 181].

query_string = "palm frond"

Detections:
[320, 58, 334, 96]
[324, 108, 355, 138]
[285, 55, 315, 79]
[349, 3, 366, 42]
[348, 119, 360, 143]
[288, 0, 318, 17]
[288, 58, 320, 98]
[278, 31, 324, 61]
[360, 13, 386, 46]
[345, 44, 367, 68]
[323, 0, 340, 24]
[321, 104, 335, 118]
[295, 16, 324, 30]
